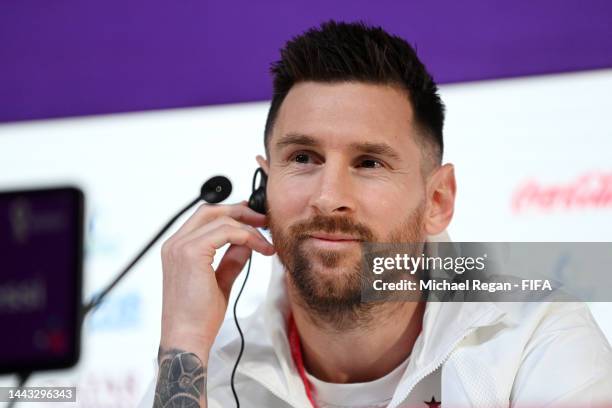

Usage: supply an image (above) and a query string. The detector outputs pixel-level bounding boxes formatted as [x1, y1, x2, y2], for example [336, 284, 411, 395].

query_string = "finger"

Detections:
[216, 244, 253, 299]
[172, 201, 267, 240]
[179, 223, 274, 267]
[173, 215, 273, 250]
[207, 224, 275, 256]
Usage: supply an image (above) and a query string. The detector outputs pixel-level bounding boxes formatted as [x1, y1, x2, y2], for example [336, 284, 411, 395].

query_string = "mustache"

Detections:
[288, 214, 375, 242]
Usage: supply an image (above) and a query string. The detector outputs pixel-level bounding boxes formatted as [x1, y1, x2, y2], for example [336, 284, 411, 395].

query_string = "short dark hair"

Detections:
[264, 20, 445, 171]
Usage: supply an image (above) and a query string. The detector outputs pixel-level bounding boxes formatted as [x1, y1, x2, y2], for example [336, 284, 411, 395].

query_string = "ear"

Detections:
[423, 163, 456, 236]
[255, 154, 270, 176]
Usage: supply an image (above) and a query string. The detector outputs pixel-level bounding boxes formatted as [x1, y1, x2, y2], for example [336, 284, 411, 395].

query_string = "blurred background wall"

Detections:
[1, 1, 611, 406]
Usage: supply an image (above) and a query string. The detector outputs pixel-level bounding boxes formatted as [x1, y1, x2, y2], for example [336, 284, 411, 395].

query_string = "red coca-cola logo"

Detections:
[511, 171, 612, 213]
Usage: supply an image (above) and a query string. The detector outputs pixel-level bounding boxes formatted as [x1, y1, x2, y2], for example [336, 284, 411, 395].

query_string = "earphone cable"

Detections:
[230, 251, 253, 408]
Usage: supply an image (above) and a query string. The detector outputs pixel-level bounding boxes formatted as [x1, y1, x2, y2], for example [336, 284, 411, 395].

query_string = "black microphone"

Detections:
[82, 175, 233, 315]
[201, 175, 233, 203]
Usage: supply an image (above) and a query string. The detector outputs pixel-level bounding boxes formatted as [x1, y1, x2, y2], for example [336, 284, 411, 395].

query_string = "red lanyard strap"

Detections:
[288, 314, 318, 408]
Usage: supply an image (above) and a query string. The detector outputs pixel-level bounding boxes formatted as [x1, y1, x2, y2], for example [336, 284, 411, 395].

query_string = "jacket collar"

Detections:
[217, 232, 510, 407]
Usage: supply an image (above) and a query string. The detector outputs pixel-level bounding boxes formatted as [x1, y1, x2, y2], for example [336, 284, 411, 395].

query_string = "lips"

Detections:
[308, 232, 361, 241]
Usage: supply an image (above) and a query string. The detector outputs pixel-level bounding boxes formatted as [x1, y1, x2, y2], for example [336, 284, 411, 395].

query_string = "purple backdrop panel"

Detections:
[0, 0, 611, 123]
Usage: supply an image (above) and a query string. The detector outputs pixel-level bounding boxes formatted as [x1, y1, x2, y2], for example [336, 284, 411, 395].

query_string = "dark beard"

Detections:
[268, 203, 426, 331]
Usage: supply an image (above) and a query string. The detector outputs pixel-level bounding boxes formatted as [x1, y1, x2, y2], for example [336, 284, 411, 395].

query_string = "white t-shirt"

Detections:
[305, 356, 441, 408]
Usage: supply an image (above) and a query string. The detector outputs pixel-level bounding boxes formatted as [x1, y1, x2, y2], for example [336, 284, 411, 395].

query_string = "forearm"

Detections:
[153, 346, 208, 408]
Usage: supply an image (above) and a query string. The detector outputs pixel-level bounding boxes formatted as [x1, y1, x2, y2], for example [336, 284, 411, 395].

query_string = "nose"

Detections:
[309, 159, 357, 216]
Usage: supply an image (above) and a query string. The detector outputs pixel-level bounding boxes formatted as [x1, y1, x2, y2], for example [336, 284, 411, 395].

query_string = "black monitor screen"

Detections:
[0, 186, 83, 374]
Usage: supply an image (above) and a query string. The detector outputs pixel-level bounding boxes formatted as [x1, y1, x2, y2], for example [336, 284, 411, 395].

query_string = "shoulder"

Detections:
[443, 301, 612, 406]
[509, 301, 612, 405]
[470, 301, 612, 405]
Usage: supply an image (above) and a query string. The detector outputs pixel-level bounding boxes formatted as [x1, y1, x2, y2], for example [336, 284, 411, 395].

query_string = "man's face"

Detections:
[264, 82, 429, 321]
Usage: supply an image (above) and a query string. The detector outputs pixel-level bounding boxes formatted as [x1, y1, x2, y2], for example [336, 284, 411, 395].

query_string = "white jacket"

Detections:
[140, 236, 612, 407]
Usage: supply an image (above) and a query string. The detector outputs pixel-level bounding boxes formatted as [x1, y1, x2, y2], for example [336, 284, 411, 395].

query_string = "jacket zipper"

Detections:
[388, 326, 479, 408]
[389, 304, 509, 408]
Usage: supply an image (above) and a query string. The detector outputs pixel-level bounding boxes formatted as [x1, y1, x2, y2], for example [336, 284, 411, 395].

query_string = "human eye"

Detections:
[287, 150, 320, 165]
[356, 156, 385, 169]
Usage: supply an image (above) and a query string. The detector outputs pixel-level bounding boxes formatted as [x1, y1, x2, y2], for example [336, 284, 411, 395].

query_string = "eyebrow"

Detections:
[275, 133, 402, 162]
[275, 133, 318, 150]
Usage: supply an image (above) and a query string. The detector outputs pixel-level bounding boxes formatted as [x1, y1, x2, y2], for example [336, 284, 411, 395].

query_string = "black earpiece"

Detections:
[248, 167, 267, 215]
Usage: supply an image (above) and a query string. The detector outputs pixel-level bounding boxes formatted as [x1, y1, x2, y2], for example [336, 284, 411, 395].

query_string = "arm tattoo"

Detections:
[153, 347, 207, 408]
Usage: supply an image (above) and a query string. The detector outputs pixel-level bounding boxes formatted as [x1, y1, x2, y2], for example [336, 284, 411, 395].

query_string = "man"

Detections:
[142, 21, 612, 407]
